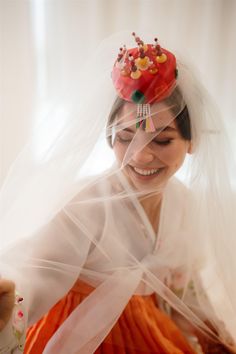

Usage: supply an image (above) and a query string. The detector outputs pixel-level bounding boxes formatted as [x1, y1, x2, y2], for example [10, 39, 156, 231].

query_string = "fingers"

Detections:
[0, 279, 15, 331]
[0, 279, 15, 294]
[0, 319, 6, 331]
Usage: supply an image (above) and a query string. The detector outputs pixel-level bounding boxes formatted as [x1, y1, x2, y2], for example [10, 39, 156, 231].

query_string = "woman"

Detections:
[0, 33, 236, 353]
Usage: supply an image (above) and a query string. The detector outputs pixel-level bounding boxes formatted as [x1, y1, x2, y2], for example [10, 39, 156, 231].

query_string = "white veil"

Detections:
[0, 32, 236, 353]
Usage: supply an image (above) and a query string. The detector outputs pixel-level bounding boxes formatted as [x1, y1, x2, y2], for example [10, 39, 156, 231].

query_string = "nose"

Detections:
[132, 145, 155, 165]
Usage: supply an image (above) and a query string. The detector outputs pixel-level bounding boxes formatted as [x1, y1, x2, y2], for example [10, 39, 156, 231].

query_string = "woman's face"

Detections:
[113, 102, 192, 191]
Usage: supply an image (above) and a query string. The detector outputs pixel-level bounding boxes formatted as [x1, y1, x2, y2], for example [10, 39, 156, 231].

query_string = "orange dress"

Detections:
[25, 279, 196, 354]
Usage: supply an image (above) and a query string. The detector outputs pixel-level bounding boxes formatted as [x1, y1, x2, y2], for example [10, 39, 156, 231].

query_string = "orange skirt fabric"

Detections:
[25, 280, 197, 354]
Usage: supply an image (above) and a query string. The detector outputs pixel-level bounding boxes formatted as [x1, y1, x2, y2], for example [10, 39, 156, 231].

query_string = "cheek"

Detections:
[113, 142, 127, 164]
[156, 144, 188, 166]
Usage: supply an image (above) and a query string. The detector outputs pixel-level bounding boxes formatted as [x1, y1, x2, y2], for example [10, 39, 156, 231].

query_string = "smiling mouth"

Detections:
[129, 165, 164, 177]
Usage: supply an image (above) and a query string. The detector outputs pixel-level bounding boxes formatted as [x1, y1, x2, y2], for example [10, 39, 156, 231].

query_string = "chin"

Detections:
[133, 180, 166, 193]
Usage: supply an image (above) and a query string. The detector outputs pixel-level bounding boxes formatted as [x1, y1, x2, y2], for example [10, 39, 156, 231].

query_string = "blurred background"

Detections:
[1, 0, 236, 185]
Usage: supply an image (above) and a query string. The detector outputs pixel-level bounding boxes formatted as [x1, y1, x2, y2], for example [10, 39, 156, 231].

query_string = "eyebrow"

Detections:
[122, 126, 177, 133]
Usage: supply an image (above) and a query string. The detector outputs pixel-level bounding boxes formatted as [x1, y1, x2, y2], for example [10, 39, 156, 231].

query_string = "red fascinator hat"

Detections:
[112, 33, 177, 104]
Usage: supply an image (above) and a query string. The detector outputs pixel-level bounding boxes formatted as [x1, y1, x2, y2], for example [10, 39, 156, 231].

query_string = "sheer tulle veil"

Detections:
[0, 31, 236, 352]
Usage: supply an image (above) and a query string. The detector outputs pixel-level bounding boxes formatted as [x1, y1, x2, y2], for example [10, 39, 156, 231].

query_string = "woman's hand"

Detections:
[0, 279, 15, 331]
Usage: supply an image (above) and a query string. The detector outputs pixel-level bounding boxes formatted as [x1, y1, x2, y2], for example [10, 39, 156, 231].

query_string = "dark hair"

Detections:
[106, 94, 191, 147]
[175, 105, 191, 140]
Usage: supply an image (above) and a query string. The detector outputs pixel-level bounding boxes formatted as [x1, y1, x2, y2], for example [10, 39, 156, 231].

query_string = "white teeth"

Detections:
[133, 167, 160, 176]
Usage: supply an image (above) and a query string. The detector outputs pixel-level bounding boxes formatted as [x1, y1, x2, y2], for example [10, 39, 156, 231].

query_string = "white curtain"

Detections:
[1, 0, 236, 185]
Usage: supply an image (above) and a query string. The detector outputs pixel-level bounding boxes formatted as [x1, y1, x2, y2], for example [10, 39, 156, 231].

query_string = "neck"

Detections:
[140, 191, 162, 209]
[139, 192, 162, 233]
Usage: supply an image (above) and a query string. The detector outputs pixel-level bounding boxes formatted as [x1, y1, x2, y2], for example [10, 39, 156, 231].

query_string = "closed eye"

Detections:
[153, 139, 173, 146]
[116, 134, 133, 143]
[116, 133, 173, 145]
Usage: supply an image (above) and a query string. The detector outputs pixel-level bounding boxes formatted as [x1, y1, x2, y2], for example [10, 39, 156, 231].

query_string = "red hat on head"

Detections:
[112, 33, 177, 104]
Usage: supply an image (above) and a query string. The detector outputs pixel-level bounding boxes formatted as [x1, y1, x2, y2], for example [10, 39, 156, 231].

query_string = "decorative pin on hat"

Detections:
[112, 33, 177, 132]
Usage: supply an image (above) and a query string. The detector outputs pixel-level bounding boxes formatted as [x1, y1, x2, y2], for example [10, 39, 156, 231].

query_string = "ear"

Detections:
[187, 141, 194, 154]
